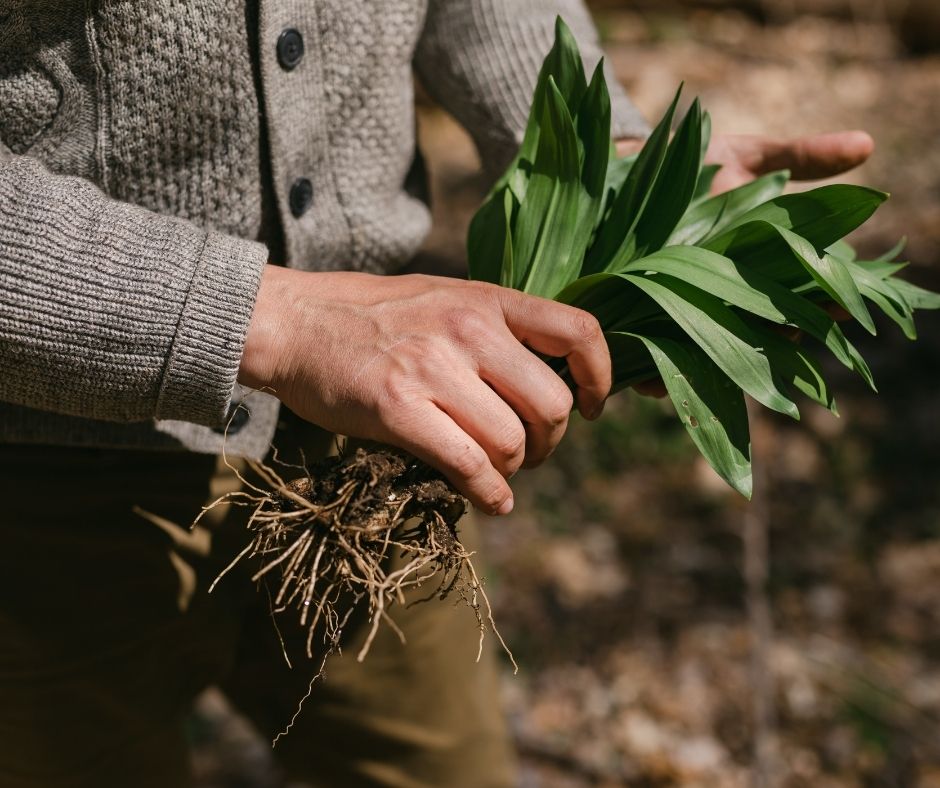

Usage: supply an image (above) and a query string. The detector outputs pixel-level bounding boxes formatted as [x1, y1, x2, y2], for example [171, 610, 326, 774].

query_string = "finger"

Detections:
[384, 403, 514, 515]
[475, 326, 573, 468]
[433, 370, 528, 478]
[757, 131, 875, 181]
[496, 290, 612, 419]
[632, 378, 668, 399]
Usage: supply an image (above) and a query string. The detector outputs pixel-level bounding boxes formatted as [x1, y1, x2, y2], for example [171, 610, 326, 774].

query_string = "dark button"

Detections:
[213, 402, 250, 435]
[289, 177, 314, 218]
[277, 28, 304, 71]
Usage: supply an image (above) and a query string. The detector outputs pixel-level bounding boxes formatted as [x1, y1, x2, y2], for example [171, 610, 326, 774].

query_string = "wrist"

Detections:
[238, 264, 293, 390]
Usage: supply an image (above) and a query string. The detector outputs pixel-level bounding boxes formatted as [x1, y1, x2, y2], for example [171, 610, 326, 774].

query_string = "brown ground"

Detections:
[192, 5, 940, 787]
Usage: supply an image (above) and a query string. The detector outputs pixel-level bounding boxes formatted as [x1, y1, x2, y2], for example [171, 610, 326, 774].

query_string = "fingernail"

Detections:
[590, 402, 605, 420]
[496, 496, 514, 516]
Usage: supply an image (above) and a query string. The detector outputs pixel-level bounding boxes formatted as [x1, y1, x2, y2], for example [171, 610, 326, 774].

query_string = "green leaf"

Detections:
[670, 170, 789, 247]
[757, 328, 838, 414]
[572, 61, 612, 266]
[628, 98, 704, 261]
[708, 184, 887, 254]
[513, 78, 583, 297]
[491, 16, 587, 202]
[499, 189, 516, 288]
[706, 220, 876, 335]
[622, 272, 800, 419]
[825, 238, 857, 262]
[700, 110, 712, 163]
[556, 272, 650, 329]
[620, 246, 875, 388]
[583, 86, 683, 275]
[467, 186, 512, 285]
[626, 332, 753, 497]
[888, 278, 940, 310]
[847, 262, 918, 339]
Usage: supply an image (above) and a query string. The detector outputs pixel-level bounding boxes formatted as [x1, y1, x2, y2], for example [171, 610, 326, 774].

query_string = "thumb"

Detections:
[762, 130, 875, 181]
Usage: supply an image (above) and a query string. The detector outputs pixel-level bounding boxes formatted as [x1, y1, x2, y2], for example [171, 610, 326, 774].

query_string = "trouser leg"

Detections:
[220, 509, 518, 788]
[0, 446, 236, 788]
[216, 421, 518, 788]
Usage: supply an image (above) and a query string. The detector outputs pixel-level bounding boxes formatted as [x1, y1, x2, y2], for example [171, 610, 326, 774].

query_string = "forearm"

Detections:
[0, 153, 268, 427]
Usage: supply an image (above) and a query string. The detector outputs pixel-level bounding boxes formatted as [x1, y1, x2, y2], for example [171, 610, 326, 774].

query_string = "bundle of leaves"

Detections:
[468, 17, 940, 497]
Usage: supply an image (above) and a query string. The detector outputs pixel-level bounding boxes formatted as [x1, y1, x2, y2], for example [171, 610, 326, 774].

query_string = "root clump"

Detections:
[207, 447, 513, 682]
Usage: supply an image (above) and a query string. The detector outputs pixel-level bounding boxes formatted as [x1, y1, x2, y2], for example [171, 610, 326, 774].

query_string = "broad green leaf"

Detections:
[499, 189, 516, 288]
[513, 78, 582, 297]
[492, 16, 587, 202]
[628, 99, 704, 261]
[706, 220, 876, 334]
[626, 332, 753, 497]
[622, 272, 800, 419]
[857, 260, 909, 279]
[467, 186, 512, 285]
[670, 171, 789, 247]
[888, 278, 940, 310]
[825, 238, 857, 262]
[556, 272, 650, 328]
[583, 87, 683, 275]
[571, 62, 611, 271]
[709, 185, 887, 255]
[848, 262, 918, 339]
[700, 110, 712, 164]
[757, 328, 838, 414]
[620, 246, 875, 388]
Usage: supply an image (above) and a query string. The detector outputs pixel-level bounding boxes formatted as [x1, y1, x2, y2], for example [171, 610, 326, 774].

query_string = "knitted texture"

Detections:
[0, 0, 649, 459]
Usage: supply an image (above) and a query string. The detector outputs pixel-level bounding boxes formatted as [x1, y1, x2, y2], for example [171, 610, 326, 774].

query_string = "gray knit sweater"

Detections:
[0, 0, 648, 459]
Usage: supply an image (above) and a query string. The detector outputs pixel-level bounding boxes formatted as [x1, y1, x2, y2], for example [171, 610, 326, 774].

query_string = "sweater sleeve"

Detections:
[414, 0, 650, 176]
[0, 151, 269, 428]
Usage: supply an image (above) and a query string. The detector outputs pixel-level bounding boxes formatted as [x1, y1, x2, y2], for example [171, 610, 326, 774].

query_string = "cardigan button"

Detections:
[277, 28, 305, 71]
[289, 177, 314, 218]
[213, 402, 250, 435]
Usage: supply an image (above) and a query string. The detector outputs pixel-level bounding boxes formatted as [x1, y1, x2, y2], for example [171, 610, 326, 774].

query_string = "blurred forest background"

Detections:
[192, 1, 940, 785]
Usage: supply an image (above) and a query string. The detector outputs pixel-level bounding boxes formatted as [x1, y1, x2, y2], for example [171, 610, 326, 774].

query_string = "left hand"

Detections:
[704, 130, 874, 193]
[616, 129, 874, 195]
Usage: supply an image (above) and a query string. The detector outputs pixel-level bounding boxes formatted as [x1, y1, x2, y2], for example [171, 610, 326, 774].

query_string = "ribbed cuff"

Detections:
[155, 231, 268, 427]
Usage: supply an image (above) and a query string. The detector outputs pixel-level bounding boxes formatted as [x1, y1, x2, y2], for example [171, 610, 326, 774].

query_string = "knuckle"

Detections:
[544, 384, 574, 427]
[452, 442, 488, 481]
[493, 423, 526, 466]
[446, 308, 489, 344]
[480, 482, 508, 511]
[571, 310, 603, 344]
[375, 373, 418, 420]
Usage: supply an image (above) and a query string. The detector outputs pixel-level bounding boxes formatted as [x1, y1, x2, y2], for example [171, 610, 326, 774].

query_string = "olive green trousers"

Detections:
[0, 433, 516, 788]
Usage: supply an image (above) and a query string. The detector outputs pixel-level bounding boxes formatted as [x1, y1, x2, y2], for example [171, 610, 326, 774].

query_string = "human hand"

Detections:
[704, 130, 874, 193]
[616, 130, 874, 194]
[239, 267, 612, 514]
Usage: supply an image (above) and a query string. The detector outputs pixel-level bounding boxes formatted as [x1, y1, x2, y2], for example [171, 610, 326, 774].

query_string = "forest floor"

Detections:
[192, 7, 940, 787]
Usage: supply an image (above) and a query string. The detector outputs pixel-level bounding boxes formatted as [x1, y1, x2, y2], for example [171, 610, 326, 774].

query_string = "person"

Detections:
[0, 2, 874, 786]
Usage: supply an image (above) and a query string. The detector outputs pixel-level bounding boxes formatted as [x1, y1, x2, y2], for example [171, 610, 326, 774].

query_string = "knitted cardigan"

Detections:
[0, 0, 648, 458]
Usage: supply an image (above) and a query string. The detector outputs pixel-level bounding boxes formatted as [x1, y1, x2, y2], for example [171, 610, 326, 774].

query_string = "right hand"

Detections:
[238, 266, 612, 515]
